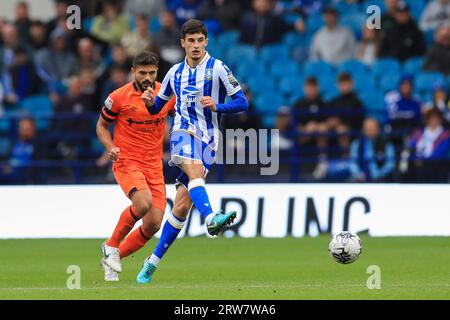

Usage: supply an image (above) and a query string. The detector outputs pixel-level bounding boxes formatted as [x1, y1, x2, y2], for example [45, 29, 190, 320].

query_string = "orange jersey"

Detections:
[101, 81, 175, 170]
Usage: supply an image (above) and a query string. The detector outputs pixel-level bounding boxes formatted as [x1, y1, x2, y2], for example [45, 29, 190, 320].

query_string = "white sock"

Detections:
[205, 213, 215, 225]
[148, 254, 161, 267]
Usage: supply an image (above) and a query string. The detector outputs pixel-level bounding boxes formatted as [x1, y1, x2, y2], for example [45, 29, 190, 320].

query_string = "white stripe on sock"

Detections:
[188, 178, 205, 190]
[149, 254, 161, 266]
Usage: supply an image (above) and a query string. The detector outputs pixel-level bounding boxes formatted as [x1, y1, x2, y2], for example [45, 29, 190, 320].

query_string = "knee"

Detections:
[134, 199, 152, 217]
[142, 218, 161, 235]
[173, 200, 191, 217]
[186, 164, 205, 180]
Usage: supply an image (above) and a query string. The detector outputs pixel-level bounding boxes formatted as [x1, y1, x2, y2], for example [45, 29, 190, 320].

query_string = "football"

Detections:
[328, 232, 362, 264]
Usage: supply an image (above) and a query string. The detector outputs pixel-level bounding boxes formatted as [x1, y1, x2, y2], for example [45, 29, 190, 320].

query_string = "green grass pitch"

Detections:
[0, 236, 449, 299]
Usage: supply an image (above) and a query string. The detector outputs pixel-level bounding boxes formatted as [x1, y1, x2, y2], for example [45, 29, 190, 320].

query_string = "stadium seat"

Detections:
[362, 0, 386, 13]
[371, 59, 401, 80]
[403, 57, 425, 75]
[0, 117, 9, 133]
[278, 75, 303, 97]
[150, 17, 161, 33]
[405, 0, 425, 21]
[379, 74, 401, 93]
[236, 62, 266, 83]
[254, 93, 284, 114]
[246, 76, 276, 96]
[303, 61, 335, 77]
[283, 12, 302, 25]
[424, 30, 435, 46]
[415, 72, 446, 93]
[83, 17, 93, 32]
[283, 32, 304, 48]
[353, 73, 376, 92]
[259, 44, 290, 63]
[20, 95, 53, 131]
[318, 74, 338, 94]
[340, 12, 366, 36]
[337, 59, 367, 78]
[360, 90, 387, 124]
[217, 30, 240, 48]
[335, 1, 360, 15]
[90, 138, 105, 155]
[225, 44, 258, 68]
[306, 14, 324, 34]
[0, 137, 10, 158]
[269, 60, 300, 79]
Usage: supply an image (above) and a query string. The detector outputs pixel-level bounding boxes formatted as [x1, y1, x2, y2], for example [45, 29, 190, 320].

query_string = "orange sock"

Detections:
[119, 226, 152, 259]
[107, 206, 140, 248]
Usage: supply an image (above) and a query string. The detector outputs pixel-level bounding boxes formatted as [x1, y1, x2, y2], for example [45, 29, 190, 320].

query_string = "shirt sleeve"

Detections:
[100, 90, 122, 123]
[157, 68, 174, 101]
[164, 96, 176, 118]
[217, 62, 242, 97]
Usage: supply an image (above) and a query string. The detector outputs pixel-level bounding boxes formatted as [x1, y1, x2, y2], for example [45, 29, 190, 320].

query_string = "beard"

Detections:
[137, 79, 152, 92]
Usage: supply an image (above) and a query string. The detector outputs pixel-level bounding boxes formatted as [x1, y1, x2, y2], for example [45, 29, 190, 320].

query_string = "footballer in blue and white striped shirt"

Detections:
[137, 19, 248, 284]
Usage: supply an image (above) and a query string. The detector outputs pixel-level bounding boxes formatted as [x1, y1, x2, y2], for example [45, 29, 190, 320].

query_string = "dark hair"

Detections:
[425, 107, 444, 122]
[19, 116, 36, 127]
[305, 77, 318, 86]
[31, 20, 45, 28]
[181, 19, 208, 39]
[17, 1, 28, 8]
[133, 51, 159, 68]
[136, 13, 149, 20]
[338, 72, 353, 83]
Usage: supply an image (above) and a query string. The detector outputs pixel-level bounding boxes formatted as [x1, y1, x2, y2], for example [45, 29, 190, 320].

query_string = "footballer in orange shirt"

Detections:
[96, 51, 175, 281]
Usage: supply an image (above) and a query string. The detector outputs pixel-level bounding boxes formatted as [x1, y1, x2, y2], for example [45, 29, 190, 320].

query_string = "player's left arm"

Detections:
[201, 90, 248, 113]
[201, 62, 248, 113]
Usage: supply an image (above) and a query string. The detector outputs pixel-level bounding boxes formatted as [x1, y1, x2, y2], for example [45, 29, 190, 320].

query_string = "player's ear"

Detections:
[180, 38, 185, 48]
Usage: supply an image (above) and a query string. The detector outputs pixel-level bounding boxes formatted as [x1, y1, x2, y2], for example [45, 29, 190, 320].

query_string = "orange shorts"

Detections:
[113, 162, 166, 212]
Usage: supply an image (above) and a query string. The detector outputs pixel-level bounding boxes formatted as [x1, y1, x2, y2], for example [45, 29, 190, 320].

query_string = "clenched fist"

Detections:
[201, 96, 217, 112]
[142, 87, 155, 107]
[108, 146, 120, 162]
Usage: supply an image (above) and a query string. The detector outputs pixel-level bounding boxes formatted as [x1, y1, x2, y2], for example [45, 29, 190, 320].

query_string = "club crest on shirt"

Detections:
[205, 68, 213, 80]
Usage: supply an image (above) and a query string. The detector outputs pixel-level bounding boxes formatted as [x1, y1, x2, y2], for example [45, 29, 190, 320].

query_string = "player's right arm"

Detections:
[96, 94, 121, 162]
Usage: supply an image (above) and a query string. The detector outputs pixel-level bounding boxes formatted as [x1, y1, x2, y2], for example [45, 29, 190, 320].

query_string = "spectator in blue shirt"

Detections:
[167, 0, 203, 27]
[0, 117, 45, 184]
[291, 0, 324, 18]
[385, 75, 422, 136]
[350, 118, 396, 182]
[0, 24, 33, 105]
[6, 46, 42, 102]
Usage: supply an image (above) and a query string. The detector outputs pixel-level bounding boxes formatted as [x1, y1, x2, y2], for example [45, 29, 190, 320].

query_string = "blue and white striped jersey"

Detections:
[157, 52, 241, 151]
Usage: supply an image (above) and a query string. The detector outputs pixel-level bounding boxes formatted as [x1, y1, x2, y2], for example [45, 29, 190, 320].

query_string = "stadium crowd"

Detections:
[0, 0, 449, 184]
